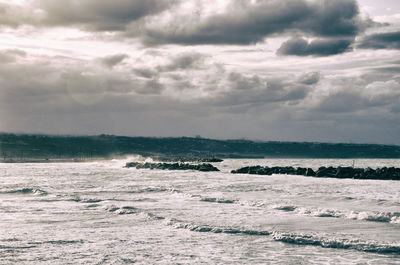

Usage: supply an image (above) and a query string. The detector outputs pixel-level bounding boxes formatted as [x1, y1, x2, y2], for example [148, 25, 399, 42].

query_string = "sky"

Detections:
[0, 0, 399, 144]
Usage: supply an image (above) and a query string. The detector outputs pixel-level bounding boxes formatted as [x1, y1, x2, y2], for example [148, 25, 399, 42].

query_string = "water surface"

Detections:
[1, 158, 399, 264]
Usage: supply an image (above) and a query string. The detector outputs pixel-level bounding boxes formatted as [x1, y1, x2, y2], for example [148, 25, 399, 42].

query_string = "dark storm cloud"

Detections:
[277, 37, 353, 56]
[143, 0, 370, 45]
[0, 0, 175, 32]
[37, 0, 173, 31]
[357, 31, 400, 49]
[100, 54, 129, 68]
[0, 0, 378, 48]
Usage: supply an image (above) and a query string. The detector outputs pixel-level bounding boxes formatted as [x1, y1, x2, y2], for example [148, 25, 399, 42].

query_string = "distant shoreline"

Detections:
[3, 155, 400, 163]
[2, 133, 400, 161]
[0, 158, 109, 163]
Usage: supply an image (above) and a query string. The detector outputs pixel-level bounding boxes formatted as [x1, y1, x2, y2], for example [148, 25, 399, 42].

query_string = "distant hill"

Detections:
[1, 133, 400, 162]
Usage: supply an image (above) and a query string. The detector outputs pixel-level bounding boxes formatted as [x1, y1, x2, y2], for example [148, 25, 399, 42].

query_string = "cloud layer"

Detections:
[358, 31, 400, 49]
[277, 37, 353, 56]
[0, 0, 399, 144]
[0, 0, 376, 47]
[143, 0, 369, 45]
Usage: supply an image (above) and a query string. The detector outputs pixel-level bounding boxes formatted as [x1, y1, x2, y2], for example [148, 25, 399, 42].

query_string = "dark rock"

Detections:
[125, 162, 219, 172]
[152, 156, 223, 163]
[364, 167, 377, 179]
[305, 168, 316, 176]
[125, 162, 140, 168]
[335, 167, 355, 179]
[316, 167, 337, 178]
[231, 166, 250, 174]
[284, 166, 296, 175]
[296, 167, 307, 175]
[249, 166, 263, 174]
[230, 164, 400, 181]
[352, 168, 365, 179]
[196, 163, 220, 172]
[200, 158, 224, 163]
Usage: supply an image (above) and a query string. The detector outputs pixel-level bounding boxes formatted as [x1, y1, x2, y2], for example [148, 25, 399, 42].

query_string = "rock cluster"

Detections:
[152, 157, 223, 163]
[231, 166, 400, 180]
[199, 158, 224, 162]
[125, 162, 220, 172]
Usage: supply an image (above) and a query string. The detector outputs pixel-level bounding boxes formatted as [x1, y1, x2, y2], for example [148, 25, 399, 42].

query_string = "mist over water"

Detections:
[1, 159, 399, 264]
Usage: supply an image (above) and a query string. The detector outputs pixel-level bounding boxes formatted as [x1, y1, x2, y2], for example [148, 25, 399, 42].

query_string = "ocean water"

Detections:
[0, 158, 399, 264]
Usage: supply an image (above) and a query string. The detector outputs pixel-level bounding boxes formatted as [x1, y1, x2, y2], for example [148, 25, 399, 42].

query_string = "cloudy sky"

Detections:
[0, 0, 399, 144]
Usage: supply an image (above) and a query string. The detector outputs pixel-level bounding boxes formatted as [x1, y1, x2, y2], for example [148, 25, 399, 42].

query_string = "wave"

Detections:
[272, 232, 400, 254]
[44, 240, 83, 245]
[165, 218, 400, 255]
[271, 204, 400, 224]
[103, 205, 165, 220]
[72, 198, 103, 203]
[195, 196, 400, 224]
[0, 188, 48, 196]
[273, 205, 297, 212]
[125, 187, 180, 194]
[0, 238, 20, 242]
[28, 240, 84, 246]
[166, 218, 270, 236]
[109, 155, 148, 168]
[0, 244, 37, 249]
[199, 197, 236, 204]
[104, 205, 138, 215]
[190, 195, 400, 224]
[143, 212, 165, 220]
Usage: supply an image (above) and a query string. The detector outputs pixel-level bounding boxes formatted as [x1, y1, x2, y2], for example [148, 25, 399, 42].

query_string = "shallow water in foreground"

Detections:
[0, 158, 399, 264]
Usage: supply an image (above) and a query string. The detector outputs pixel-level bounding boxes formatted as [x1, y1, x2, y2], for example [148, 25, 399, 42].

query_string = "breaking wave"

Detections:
[199, 197, 236, 204]
[0, 188, 48, 196]
[27, 240, 84, 246]
[270, 204, 400, 224]
[103, 205, 164, 220]
[272, 232, 400, 254]
[104, 205, 138, 215]
[125, 187, 180, 194]
[166, 218, 270, 236]
[165, 218, 400, 254]
[193, 196, 400, 224]
[72, 198, 103, 203]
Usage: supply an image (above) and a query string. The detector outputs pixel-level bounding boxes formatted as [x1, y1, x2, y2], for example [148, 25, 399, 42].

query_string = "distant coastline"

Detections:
[1, 133, 400, 163]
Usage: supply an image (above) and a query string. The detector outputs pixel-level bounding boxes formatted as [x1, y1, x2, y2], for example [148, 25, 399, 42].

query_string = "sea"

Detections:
[0, 157, 399, 264]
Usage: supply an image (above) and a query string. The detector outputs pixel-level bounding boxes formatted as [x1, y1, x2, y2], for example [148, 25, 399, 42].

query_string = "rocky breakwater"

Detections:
[125, 162, 220, 172]
[231, 166, 400, 180]
[152, 157, 223, 163]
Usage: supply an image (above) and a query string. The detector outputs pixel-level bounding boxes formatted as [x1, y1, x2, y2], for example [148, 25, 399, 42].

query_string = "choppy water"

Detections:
[1, 158, 399, 264]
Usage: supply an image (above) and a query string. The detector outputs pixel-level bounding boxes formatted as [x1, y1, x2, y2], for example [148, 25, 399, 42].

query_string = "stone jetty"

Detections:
[231, 166, 400, 180]
[125, 162, 220, 172]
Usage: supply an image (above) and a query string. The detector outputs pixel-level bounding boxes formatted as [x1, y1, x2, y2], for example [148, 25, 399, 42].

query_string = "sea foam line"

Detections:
[165, 218, 400, 255]
[198, 196, 400, 224]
